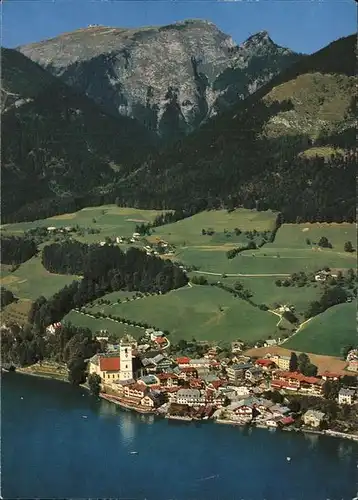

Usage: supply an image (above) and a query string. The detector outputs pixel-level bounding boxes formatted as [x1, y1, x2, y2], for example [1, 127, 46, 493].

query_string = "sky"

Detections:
[1, 0, 355, 54]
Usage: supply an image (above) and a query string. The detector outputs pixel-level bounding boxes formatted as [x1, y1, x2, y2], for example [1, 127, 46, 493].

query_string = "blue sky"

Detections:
[1, 0, 355, 54]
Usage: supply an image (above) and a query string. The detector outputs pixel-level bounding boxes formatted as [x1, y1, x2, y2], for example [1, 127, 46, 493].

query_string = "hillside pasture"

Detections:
[1, 205, 164, 242]
[83, 285, 278, 344]
[0, 256, 80, 300]
[268, 223, 356, 251]
[285, 302, 357, 357]
[149, 208, 277, 247]
[225, 276, 322, 316]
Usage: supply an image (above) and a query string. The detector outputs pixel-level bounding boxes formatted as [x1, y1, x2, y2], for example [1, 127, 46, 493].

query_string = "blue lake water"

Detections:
[1, 372, 357, 500]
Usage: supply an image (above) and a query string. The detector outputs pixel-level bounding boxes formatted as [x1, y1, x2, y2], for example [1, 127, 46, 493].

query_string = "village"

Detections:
[86, 330, 358, 439]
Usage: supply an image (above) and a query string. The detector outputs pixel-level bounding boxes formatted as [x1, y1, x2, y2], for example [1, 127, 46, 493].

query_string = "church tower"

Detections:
[119, 334, 133, 381]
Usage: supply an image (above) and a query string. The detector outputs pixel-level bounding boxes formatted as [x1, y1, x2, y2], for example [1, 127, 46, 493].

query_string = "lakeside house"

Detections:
[176, 388, 206, 406]
[338, 388, 356, 405]
[303, 410, 326, 428]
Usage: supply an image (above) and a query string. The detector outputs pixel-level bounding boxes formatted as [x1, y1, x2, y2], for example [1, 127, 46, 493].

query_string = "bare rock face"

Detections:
[18, 20, 302, 139]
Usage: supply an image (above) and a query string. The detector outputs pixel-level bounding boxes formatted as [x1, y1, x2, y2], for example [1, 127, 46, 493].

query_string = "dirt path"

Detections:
[193, 271, 290, 278]
[267, 310, 283, 327]
[280, 316, 313, 344]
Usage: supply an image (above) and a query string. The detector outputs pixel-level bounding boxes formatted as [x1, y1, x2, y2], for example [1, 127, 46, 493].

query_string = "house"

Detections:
[132, 232, 141, 239]
[189, 359, 211, 370]
[321, 371, 341, 381]
[338, 388, 356, 405]
[124, 383, 147, 400]
[255, 359, 276, 371]
[155, 356, 174, 372]
[164, 387, 180, 403]
[303, 410, 326, 428]
[245, 367, 264, 383]
[47, 226, 56, 231]
[314, 270, 331, 282]
[176, 388, 205, 406]
[157, 373, 179, 388]
[179, 366, 198, 380]
[138, 374, 160, 386]
[227, 363, 253, 383]
[264, 339, 277, 347]
[231, 341, 244, 353]
[176, 357, 191, 367]
[347, 359, 358, 372]
[46, 322, 62, 335]
[226, 385, 251, 398]
[271, 355, 291, 371]
[271, 371, 324, 396]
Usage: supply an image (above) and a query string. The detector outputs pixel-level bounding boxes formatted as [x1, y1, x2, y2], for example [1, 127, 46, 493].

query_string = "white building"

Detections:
[338, 388, 356, 405]
[89, 335, 133, 382]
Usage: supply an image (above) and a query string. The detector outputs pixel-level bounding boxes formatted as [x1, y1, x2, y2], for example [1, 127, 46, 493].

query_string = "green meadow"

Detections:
[72, 285, 279, 344]
[0, 256, 79, 300]
[1, 205, 164, 243]
[285, 302, 357, 357]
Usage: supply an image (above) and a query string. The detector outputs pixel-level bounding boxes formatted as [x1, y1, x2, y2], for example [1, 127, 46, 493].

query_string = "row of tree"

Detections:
[31, 244, 188, 331]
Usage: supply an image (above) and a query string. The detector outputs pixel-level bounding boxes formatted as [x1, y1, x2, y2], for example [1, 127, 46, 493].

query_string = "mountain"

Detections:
[1, 48, 157, 222]
[115, 34, 356, 222]
[18, 20, 302, 140]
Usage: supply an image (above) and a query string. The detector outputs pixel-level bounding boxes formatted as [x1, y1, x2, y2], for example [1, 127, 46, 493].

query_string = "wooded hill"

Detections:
[114, 34, 356, 222]
[1, 48, 157, 222]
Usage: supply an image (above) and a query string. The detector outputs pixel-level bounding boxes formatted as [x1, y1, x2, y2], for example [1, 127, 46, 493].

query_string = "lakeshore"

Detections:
[9, 366, 358, 443]
[2, 372, 358, 500]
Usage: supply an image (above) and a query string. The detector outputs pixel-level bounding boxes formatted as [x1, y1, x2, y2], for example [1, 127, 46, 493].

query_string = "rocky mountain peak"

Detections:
[17, 20, 302, 139]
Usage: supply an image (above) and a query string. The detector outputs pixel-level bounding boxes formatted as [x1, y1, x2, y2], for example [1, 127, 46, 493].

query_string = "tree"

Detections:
[289, 352, 298, 372]
[302, 363, 318, 377]
[344, 241, 354, 253]
[271, 390, 284, 404]
[88, 373, 101, 396]
[318, 236, 332, 249]
[275, 280, 282, 287]
[341, 345, 353, 360]
[298, 353, 310, 373]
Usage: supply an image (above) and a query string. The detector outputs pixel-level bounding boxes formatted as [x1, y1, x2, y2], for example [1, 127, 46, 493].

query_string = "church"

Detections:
[89, 334, 142, 382]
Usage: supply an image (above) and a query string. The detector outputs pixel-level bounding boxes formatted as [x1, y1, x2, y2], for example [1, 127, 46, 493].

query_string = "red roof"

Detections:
[177, 357, 191, 364]
[280, 416, 295, 425]
[155, 337, 166, 344]
[99, 357, 120, 372]
[180, 366, 197, 373]
[275, 371, 322, 385]
[157, 373, 178, 380]
[256, 359, 275, 367]
[322, 371, 342, 378]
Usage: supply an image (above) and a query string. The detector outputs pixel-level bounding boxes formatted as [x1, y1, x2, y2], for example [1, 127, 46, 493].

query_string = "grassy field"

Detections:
[0, 256, 79, 300]
[176, 221, 356, 275]
[1, 205, 164, 242]
[285, 302, 357, 357]
[77, 285, 279, 344]
[225, 276, 322, 316]
[149, 208, 277, 247]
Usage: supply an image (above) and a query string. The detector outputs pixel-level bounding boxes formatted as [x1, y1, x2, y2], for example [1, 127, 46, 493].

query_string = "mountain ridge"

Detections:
[17, 20, 303, 139]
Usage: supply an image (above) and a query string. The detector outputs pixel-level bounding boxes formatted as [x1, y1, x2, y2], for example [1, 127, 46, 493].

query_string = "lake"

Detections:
[1, 373, 357, 499]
